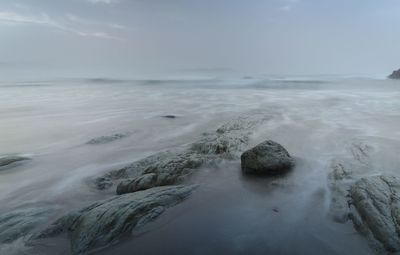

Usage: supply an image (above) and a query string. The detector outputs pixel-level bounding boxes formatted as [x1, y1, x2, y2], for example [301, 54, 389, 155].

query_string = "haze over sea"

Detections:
[2, 74, 400, 254]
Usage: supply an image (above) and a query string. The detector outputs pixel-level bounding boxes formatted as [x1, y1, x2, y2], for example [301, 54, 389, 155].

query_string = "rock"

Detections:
[94, 176, 113, 190]
[349, 175, 400, 254]
[0, 207, 55, 243]
[33, 185, 196, 255]
[327, 140, 376, 223]
[241, 140, 294, 175]
[161, 115, 176, 119]
[117, 173, 161, 195]
[0, 156, 30, 168]
[94, 111, 274, 191]
[388, 69, 400, 79]
[86, 133, 129, 145]
[95, 151, 205, 191]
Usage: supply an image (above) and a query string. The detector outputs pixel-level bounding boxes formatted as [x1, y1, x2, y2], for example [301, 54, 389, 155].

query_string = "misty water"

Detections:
[1, 76, 400, 254]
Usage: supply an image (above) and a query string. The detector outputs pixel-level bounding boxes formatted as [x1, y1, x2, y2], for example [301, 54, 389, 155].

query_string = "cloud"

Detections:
[0, 11, 123, 41]
[279, 0, 300, 12]
[66, 13, 127, 30]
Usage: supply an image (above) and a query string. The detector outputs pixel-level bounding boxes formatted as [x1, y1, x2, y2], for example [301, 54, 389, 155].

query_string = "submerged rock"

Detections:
[86, 133, 129, 145]
[0, 156, 30, 169]
[349, 175, 400, 254]
[161, 115, 177, 119]
[388, 69, 400, 79]
[0, 207, 55, 243]
[34, 185, 196, 255]
[241, 140, 294, 175]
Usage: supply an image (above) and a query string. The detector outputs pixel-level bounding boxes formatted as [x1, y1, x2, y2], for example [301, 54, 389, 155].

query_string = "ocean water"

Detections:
[1, 76, 400, 254]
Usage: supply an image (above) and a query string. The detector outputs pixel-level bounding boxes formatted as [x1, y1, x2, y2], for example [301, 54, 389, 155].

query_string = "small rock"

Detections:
[161, 115, 177, 119]
[86, 133, 129, 145]
[241, 140, 294, 175]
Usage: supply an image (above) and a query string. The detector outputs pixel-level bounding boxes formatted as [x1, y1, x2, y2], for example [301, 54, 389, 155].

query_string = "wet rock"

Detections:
[94, 176, 113, 190]
[0, 207, 55, 243]
[388, 69, 400, 79]
[94, 112, 273, 191]
[0, 156, 30, 169]
[33, 185, 196, 255]
[95, 151, 205, 191]
[117, 173, 161, 194]
[86, 133, 129, 145]
[327, 140, 375, 223]
[241, 140, 294, 175]
[349, 175, 400, 254]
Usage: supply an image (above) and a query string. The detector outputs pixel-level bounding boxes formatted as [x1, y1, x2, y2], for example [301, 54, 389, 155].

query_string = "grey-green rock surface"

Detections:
[34, 185, 196, 255]
[117, 173, 161, 195]
[349, 175, 400, 254]
[240, 140, 294, 175]
[0, 207, 55, 243]
[327, 139, 400, 254]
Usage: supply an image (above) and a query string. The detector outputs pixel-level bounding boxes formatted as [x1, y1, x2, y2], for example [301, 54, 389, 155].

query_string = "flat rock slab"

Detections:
[34, 185, 196, 255]
[0, 156, 31, 168]
[350, 175, 400, 254]
[241, 140, 294, 175]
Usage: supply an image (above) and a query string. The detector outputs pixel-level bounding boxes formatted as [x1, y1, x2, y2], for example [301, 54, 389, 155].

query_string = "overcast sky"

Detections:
[0, 0, 399, 79]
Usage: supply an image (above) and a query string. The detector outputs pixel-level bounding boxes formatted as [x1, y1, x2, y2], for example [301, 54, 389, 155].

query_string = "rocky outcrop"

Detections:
[33, 185, 196, 255]
[327, 140, 375, 223]
[37, 112, 280, 254]
[349, 175, 400, 254]
[94, 111, 273, 192]
[389, 69, 400, 79]
[327, 139, 400, 254]
[0, 156, 30, 169]
[86, 133, 129, 145]
[240, 140, 294, 175]
[0, 207, 55, 243]
[95, 150, 205, 191]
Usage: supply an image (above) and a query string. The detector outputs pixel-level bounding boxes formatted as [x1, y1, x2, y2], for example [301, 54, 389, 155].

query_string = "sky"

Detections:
[0, 0, 400, 79]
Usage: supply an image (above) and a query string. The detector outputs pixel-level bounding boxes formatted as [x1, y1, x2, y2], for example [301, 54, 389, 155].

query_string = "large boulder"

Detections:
[388, 69, 400, 79]
[33, 185, 196, 255]
[241, 140, 294, 175]
[349, 175, 400, 254]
